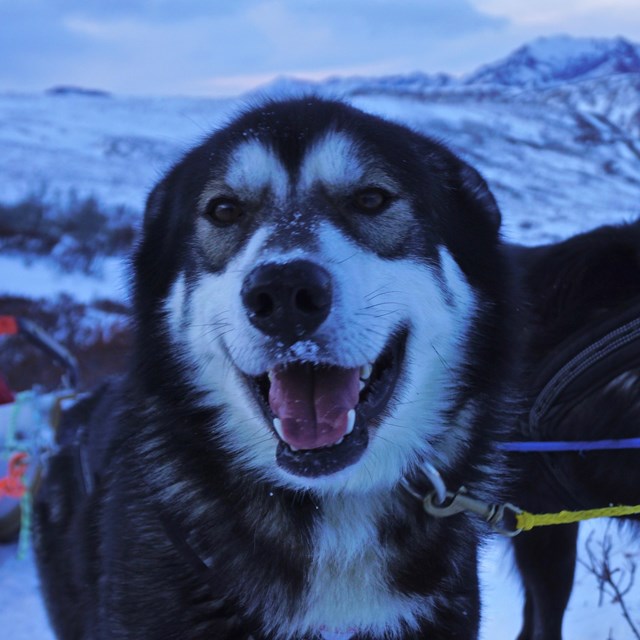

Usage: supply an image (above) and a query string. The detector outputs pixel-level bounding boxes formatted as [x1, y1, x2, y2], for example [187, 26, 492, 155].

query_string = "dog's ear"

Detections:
[457, 163, 501, 232]
[133, 176, 188, 310]
[435, 159, 505, 291]
[142, 180, 167, 225]
[136, 179, 171, 265]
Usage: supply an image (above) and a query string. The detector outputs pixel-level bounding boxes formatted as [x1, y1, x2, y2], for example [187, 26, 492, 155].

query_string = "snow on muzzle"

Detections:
[254, 328, 408, 478]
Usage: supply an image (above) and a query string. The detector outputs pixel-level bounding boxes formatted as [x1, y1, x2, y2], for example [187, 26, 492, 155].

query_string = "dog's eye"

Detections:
[351, 188, 392, 214]
[204, 198, 243, 226]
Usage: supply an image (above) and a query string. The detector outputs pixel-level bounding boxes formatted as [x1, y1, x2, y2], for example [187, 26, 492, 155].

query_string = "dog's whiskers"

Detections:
[328, 251, 359, 265]
[204, 327, 235, 343]
[356, 309, 401, 320]
[364, 286, 403, 302]
[430, 343, 452, 372]
[360, 300, 407, 311]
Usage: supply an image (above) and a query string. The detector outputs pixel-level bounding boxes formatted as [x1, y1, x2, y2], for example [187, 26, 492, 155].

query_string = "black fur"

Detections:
[509, 220, 640, 640]
[34, 98, 518, 639]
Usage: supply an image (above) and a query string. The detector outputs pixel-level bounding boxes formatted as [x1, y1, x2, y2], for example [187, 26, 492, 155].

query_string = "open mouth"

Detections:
[244, 328, 408, 478]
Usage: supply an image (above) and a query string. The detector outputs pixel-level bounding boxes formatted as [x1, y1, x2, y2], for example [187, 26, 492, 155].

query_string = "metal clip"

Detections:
[423, 487, 523, 537]
[400, 461, 447, 505]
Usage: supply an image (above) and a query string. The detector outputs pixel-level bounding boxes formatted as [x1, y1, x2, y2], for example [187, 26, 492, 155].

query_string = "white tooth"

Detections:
[346, 409, 356, 435]
[335, 437, 344, 446]
[273, 417, 284, 439]
[290, 445, 299, 452]
[359, 380, 366, 392]
[360, 363, 373, 381]
[268, 370, 275, 382]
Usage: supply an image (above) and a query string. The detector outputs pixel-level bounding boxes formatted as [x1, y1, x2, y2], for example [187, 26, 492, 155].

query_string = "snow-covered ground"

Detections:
[0, 255, 128, 303]
[1, 34, 640, 639]
[1, 523, 637, 639]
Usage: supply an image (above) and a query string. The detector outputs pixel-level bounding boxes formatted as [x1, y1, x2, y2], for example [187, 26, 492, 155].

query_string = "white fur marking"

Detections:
[225, 139, 289, 201]
[288, 495, 430, 638]
[164, 274, 187, 343]
[298, 130, 399, 197]
[299, 131, 364, 192]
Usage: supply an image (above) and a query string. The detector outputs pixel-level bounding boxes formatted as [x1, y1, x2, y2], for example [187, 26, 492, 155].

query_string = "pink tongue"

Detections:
[268, 363, 360, 450]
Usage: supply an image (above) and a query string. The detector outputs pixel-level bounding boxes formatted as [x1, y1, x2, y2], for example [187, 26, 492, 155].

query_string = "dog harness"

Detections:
[520, 299, 640, 509]
[525, 299, 640, 439]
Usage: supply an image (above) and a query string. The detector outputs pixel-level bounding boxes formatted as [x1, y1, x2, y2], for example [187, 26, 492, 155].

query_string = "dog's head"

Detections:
[133, 98, 508, 493]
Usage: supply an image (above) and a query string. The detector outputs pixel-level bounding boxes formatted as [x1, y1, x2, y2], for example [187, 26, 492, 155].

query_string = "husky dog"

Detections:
[510, 220, 640, 640]
[34, 98, 517, 640]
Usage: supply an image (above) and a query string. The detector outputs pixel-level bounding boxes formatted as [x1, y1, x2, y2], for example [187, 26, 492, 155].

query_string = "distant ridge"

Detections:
[251, 35, 640, 99]
[465, 35, 640, 87]
[46, 85, 111, 98]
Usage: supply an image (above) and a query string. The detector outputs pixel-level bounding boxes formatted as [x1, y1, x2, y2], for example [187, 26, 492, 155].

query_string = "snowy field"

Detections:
[1, 524, 638, 639]
[1, 36, 640, 639]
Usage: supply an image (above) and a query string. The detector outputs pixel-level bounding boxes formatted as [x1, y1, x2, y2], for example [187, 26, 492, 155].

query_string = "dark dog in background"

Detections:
[33, 98, 518, 640]
[509, 220, 640, 640]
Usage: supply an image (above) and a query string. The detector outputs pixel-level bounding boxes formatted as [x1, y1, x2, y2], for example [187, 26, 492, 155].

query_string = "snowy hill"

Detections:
[467, 35, 640, 87]
[461, 35, 640, 139]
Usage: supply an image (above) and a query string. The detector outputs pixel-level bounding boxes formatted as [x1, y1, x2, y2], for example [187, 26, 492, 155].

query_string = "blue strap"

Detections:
[499, 438, 640, 452]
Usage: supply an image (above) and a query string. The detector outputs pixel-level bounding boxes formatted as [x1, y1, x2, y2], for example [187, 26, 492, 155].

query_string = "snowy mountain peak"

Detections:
[466, 34, 640, 87]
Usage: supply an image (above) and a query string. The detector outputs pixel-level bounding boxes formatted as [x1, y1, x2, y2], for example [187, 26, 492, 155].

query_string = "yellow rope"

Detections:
[516, 504, 640, 531]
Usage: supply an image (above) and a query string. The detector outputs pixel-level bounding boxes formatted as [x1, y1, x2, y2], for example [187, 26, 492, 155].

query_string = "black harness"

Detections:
[524, 299, 640, 439]
[519, 300, 640, 510]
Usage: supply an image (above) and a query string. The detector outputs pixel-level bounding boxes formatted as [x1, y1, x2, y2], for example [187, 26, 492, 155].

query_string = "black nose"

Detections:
[241, 260, 333, 340]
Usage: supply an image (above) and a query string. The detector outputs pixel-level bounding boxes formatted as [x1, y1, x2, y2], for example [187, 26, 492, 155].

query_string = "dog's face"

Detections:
[135, 98, 505, 494]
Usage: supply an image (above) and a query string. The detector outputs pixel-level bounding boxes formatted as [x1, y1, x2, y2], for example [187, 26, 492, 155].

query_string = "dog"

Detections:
[33, 97, 519, 640]
[509, 220, 640, 640]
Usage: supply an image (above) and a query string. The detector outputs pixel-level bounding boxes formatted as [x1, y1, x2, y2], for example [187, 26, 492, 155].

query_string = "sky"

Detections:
[2, 0, 640, 97]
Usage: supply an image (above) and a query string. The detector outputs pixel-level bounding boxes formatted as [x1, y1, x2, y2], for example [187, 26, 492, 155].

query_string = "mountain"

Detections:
[474, 35, 640, 140]
[262, 35, 640, 139]
[466, 35, 640, 87]
[246, 70, 454, 104]
[253, 35, 640, 96]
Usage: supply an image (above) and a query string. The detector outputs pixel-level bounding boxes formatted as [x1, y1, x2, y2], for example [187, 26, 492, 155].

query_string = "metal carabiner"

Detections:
[489, 503, 523, 538]
[400, 460, 447, 505]
[401, 463, 524, 537]
[423, 487, 523, 537]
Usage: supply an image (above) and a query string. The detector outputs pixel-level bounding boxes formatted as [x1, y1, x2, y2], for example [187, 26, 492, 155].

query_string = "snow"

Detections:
[481, 526, 640, 638]
[0, 548, 52, 638]
[0, 92, 239, 209]
[0, 255, 127, 303]
[1, 523, 637, 639]
[467, 35, 640, 88]
[2, 35, 640, 639]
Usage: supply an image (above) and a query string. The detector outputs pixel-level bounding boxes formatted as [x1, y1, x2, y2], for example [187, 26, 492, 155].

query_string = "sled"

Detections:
[0, 315, 79, 543]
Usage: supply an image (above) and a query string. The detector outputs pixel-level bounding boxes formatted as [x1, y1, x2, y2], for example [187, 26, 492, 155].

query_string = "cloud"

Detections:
[0, 2, 93, 88]
[470, 0, 640, 36]
[0, 0, 505, 95]
[242, 0, 504, 69]
[472, 0, 639, 25]
[461, 0, 640, 74]
[1, 0, 639, 96]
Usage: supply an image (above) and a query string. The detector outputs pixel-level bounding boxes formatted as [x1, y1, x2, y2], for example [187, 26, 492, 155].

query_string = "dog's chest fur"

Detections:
[275, 494, 427, 638]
